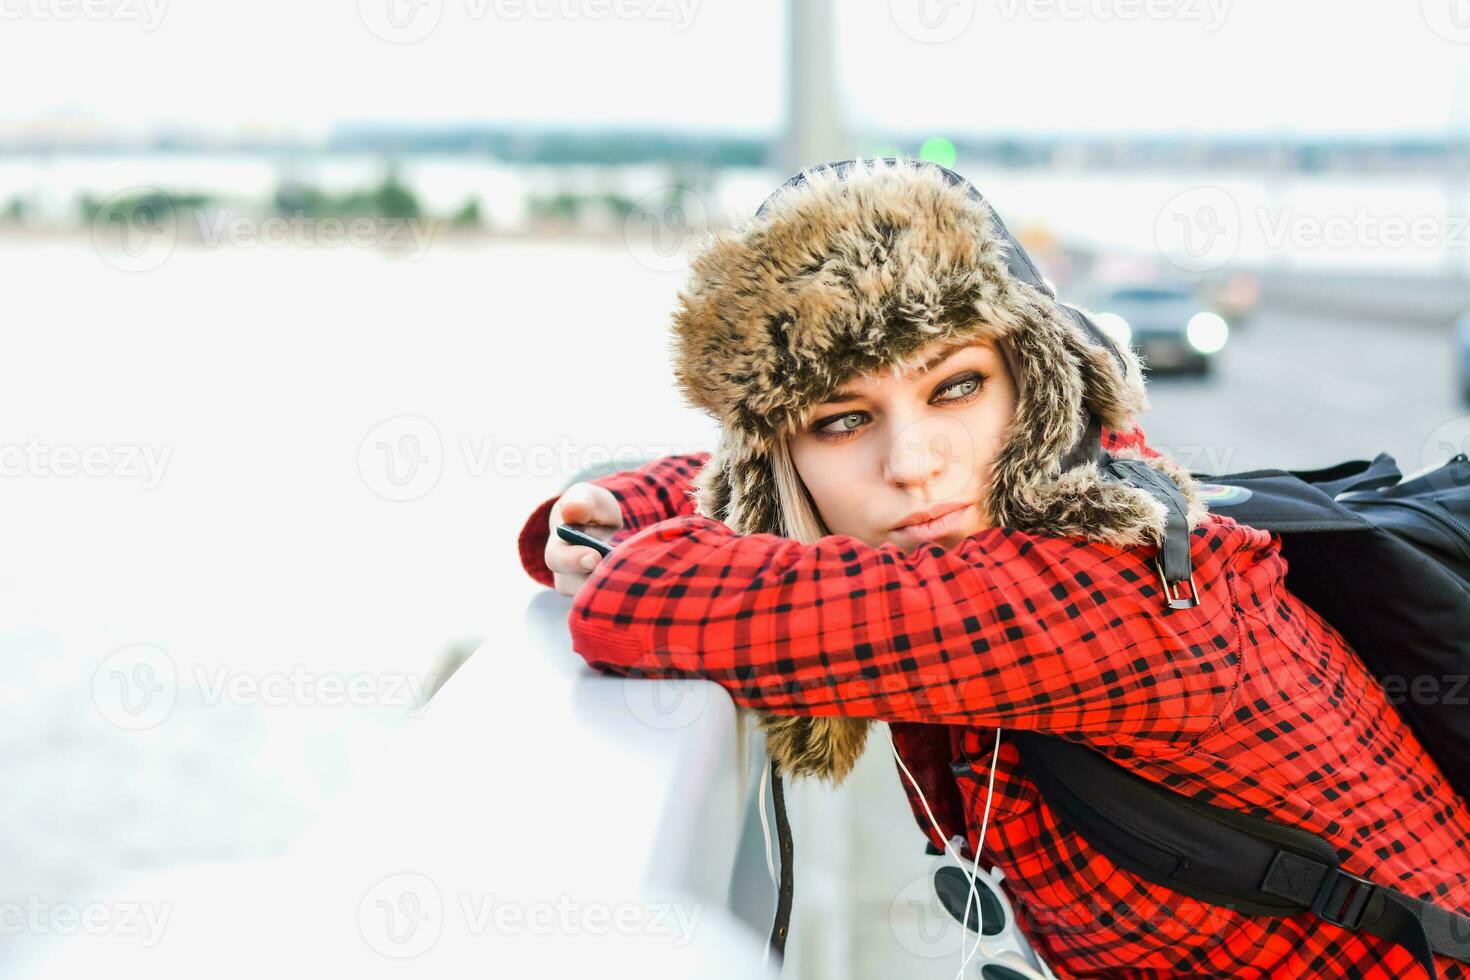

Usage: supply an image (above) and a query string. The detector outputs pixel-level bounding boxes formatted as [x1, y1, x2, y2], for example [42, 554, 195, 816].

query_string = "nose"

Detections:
[883, 417, 962, 493]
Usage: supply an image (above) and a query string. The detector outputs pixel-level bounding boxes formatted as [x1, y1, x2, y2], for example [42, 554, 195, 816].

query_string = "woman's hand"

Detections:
[545, 481, 624, 597]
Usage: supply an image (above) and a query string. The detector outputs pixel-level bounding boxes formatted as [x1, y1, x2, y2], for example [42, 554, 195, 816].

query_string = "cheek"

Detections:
[791, 445, 867, 531]
[976, 400, 1016, 459]
[966, 391, 1019, 510]
[952, 398, 1015, 489]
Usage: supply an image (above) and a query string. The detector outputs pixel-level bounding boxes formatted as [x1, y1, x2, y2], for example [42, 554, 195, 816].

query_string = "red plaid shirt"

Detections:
[517, 426, 1470, 979]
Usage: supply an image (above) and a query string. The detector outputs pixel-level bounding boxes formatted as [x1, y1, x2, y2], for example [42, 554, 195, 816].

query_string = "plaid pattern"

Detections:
[517, 426, 1470, 979]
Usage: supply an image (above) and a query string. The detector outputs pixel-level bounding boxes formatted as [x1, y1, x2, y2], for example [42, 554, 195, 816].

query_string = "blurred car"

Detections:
[1201, 271, 1260, 330]
[1086, 284, 1230, 377]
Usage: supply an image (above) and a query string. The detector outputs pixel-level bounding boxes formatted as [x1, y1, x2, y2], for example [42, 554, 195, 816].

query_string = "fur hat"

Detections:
[668, 158, 1207, 786]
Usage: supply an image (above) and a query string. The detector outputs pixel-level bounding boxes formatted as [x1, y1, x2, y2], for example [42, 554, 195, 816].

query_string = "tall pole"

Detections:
[783, 0, 848, 177]
[782, 23, 854, 980]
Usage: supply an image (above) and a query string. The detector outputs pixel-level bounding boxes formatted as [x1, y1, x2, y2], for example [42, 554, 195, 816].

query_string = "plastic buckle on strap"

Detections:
[1154, 558, 1200, 610]
[1310, 867, 1377, 930]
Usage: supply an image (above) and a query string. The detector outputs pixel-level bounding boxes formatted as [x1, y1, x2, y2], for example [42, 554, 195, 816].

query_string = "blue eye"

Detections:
[818, 411, 867, 436]
[938, 376, 981, 400]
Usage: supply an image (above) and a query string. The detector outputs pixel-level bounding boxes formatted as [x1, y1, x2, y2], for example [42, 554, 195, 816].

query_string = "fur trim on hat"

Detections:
[671, 158, 1208, 786]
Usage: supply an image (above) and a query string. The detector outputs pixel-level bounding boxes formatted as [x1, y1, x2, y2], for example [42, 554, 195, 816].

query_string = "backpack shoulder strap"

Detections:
[1103, 453, 1198, 607]
[1011, 730, 1470, 978]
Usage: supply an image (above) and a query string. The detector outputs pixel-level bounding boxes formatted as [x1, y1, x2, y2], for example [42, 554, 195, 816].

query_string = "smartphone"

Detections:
[556, 523, 614, 558]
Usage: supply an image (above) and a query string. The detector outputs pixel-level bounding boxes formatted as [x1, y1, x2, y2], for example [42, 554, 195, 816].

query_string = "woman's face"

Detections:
[787, 337, 1019, 552]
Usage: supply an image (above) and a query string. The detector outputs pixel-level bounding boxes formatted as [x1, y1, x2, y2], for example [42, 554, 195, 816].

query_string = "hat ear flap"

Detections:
[693, 430, 788, 536]
[760, 712, 871, 787]
[690, 448, 734, 525]
[984, 305, 1167, 546]
[985, 312, 1087, 530]
[1061, 310, 1150, 431]
[993, 310, 1205, 549]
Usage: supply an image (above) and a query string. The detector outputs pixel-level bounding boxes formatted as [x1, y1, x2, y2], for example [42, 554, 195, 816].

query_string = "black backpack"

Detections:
[1000, 450, 1470, 979]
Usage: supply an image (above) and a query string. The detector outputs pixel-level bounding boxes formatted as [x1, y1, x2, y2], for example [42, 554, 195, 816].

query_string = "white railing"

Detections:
[21, 585, 785, 979]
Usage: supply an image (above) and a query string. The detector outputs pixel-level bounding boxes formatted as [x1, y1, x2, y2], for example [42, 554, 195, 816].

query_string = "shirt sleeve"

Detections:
[517, 452, 711, 588]
[567, 514, 1245, 742]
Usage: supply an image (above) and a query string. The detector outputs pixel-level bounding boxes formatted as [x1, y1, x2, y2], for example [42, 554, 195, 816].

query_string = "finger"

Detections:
[583, 485, 623, 529]
[546, 543, 603, 575]
[562, 483, 622, 531]
[558, 487, 592, 525]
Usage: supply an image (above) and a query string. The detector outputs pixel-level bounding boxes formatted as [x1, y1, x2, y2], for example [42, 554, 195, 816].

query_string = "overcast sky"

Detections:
[2, 0, 1468, 137]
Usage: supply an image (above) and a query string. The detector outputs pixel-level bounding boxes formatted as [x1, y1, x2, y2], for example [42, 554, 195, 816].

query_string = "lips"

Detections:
[893, 501, 974, 543]
[895, 501, 971, 530]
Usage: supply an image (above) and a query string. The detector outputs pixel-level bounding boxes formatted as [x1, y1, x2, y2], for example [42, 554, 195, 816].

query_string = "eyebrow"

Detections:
[821, 340, 980, 404]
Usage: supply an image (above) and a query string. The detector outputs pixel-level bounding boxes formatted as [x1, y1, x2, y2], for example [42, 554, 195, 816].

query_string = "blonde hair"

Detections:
[769, 336, 1022, 542]
[769, 435, 830, 544]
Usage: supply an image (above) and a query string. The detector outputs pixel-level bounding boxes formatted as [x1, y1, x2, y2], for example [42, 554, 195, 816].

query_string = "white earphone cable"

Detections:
[758, 753, 777, 886]
[889, 724, 1004, 980]
[956, 728, 1004, 978]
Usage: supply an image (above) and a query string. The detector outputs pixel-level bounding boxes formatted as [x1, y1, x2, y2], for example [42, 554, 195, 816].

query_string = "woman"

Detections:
[516, 159, 1470, 977]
